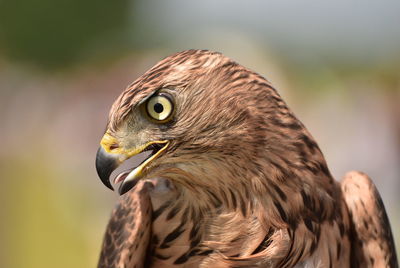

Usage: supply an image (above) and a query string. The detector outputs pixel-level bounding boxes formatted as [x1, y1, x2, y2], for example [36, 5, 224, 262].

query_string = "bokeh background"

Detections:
[0, 0, 399, 267]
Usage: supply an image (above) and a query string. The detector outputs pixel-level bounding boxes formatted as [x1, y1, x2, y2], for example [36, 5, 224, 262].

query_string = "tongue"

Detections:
[114, 171, 130, 184]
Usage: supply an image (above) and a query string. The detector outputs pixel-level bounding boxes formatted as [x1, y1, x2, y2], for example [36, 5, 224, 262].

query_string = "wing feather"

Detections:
[98, 181, 152, 268]
[341, 171, 398, 268]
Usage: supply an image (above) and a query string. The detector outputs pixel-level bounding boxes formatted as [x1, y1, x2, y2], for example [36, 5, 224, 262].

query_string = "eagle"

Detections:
[95, 49, 398, 267]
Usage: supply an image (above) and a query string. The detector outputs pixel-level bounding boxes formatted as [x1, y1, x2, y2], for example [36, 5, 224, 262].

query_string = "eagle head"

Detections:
[95, 49, 332, 224]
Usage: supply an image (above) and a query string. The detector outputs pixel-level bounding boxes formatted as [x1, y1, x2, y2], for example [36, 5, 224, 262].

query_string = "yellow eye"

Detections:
[146, 94, 174, 121]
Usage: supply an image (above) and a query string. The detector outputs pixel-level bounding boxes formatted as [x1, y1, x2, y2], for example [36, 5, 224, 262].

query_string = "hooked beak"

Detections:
[95, 132, 169, 195]
[95, 146, 119, 190]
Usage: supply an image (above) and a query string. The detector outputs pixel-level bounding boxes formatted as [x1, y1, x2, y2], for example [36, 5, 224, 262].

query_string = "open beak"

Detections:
[95, 132, 169, 195]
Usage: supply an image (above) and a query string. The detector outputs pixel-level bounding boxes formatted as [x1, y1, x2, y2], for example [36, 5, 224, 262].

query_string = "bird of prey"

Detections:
[95, 49, 398, 267]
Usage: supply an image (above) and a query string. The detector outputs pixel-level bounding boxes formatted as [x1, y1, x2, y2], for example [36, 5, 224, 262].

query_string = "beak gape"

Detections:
[95, 139, 170, 195]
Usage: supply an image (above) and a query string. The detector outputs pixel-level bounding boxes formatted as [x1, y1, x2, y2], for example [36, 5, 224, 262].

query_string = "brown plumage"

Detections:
[95, 49, 398, 267]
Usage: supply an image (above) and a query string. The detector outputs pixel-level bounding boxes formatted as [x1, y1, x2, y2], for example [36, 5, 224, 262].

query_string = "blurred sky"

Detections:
[0, 1, 399, 267]
[133, 0, 400, 61]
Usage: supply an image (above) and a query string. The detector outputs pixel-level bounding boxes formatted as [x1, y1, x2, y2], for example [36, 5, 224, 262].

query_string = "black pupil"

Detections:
[154, 103, 164, 113]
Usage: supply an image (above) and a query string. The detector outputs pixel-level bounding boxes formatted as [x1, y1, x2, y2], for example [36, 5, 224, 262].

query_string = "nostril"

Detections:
[110, 143, 119, 150]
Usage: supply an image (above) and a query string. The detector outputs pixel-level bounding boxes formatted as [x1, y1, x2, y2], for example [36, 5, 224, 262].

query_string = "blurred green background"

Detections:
[0, 0, 399, 267]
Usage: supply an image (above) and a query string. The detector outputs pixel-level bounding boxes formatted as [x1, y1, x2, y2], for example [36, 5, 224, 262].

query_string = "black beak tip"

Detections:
[95, 147, 116, 191]
[118, 179, 139, 195]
